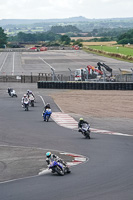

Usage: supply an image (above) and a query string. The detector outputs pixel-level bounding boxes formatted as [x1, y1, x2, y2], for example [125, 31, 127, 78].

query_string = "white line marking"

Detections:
[0, 53, 9, 72]
[38, 95, 46, 106]
[39, 56, 55, 70]
[12, 52, 15, 75]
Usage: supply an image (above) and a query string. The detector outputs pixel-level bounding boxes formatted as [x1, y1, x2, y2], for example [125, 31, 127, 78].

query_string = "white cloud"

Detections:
[0, 0, 133, 19]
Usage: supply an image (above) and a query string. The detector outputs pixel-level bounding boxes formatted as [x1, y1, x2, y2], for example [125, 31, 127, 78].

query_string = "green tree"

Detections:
[0, 27, 7, 48]
[117, 29, 133, 44]
[60, 35, 71, 45]
[73, 40, 83, 47]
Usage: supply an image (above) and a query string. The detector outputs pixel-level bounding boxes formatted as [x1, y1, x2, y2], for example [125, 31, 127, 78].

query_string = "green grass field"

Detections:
[89, 45, 133, 56]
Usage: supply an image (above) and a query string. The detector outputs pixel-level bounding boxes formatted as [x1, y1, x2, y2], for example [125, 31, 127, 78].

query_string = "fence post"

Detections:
[31, 72, 33, 83]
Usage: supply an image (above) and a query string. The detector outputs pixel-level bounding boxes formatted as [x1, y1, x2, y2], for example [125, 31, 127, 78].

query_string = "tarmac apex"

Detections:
[0, 145, 87, 183]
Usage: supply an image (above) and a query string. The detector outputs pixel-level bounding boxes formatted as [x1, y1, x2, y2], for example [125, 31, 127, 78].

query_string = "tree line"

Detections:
[117, 29, 133, 44]
[0, 26, 133, 47]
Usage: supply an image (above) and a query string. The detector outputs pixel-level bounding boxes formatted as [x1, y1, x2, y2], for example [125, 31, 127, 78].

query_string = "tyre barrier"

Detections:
[37, 81, 133, 90]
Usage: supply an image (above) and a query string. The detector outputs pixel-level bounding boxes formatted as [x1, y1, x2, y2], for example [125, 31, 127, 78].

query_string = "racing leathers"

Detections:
[46, 154, 67, 167]
[21, 96, 29, 107]
[78, 120, 89, 132]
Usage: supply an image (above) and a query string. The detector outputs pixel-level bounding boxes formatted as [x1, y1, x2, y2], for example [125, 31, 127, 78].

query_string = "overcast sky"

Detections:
[0, 0, 133, 20]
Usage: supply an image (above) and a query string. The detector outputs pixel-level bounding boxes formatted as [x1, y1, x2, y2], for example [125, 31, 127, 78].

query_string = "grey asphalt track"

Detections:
[0, 50, 133, 76]
[0, 83, 133, 200]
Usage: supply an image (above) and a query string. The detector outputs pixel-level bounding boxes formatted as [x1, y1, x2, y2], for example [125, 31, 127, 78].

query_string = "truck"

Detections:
[75, 65, 103, 81]
[74, 63, 113, 81]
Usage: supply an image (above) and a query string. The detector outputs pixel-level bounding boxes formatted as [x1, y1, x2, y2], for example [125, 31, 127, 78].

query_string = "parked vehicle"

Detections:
[80, 123, 91, 139]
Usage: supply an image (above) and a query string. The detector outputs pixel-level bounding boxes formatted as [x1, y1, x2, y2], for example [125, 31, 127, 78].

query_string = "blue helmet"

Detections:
[46, 152, 51, 158]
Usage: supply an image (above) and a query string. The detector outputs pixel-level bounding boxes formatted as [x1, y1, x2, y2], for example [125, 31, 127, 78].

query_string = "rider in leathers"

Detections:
[46, 152, 68, 170]
[21, 94, 29, 107]
[78, 118, 88, 127]
[78, 118, 89, 132]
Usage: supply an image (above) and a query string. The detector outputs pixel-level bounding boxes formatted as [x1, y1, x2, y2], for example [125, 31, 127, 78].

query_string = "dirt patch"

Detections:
[51, 90, 133, 119]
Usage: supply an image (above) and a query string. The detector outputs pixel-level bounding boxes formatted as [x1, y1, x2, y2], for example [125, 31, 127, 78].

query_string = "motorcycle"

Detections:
[48, 161, 70, 176]
[29, 94, 35, 107]
[42, 108, 52, 122]
[8, 89, 17, 97]
[23, 99, 29, 111]
[80, 123, 91, 139]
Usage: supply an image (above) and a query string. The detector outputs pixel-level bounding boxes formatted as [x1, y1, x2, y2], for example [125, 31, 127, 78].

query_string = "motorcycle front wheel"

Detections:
[55, 166, 64, 176]
[85, 131, 90, 139]
[46, 115, 50, 122]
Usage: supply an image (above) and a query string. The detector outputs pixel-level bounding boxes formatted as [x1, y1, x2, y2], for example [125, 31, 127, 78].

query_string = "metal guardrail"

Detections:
[0, 74, 75, 83]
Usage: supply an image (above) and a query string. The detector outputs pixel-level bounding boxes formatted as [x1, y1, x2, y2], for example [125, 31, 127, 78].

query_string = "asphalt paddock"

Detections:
[0, 50, 133, 76]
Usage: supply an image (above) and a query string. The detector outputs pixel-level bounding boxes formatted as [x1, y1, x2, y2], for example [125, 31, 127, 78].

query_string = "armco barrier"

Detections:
[37, 81, 133, 90]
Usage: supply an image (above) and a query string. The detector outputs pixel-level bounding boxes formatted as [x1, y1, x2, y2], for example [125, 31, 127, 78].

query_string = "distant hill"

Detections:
[0, 16, 89, 25]
[2, 16, 133, 36]
[1, 16, 133, 26]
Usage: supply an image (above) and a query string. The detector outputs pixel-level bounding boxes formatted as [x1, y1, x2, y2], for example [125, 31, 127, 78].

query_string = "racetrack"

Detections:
[0, 82, 133, 200]
[0, 49, 133, 199]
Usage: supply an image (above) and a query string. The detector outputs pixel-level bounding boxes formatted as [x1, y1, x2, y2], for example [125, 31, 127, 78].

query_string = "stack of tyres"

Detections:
[89, 83, 93, 90]
[118, 83, 122, 90]
[110, 82, 115, 90]
[49, 81, 52, 89]
[95, 83, 100, 90]
[37, 81, 41, 88]
[59, 81, 62, 89]
[84, 82, 88, 90]
[45, 81, 48, 88]
[55, 81, 59, 89]
[42, 82, 45, 88]
[104, 83, 110, 90]
[61, 82, 65, 89]
[65, 82, 69, 89]
[79, 82, 82, 89]
[73, 82, 76, 89]
[51, 81, 55, 89]
[128, 83, 133, 90]
[99, 83, 104, 90]
[114, 83, 118, 90]
[82, 82, 86, 90]
[76, 82, 79, 89]
[68, 82, 72, 89]
[121, 83, 126, 90]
